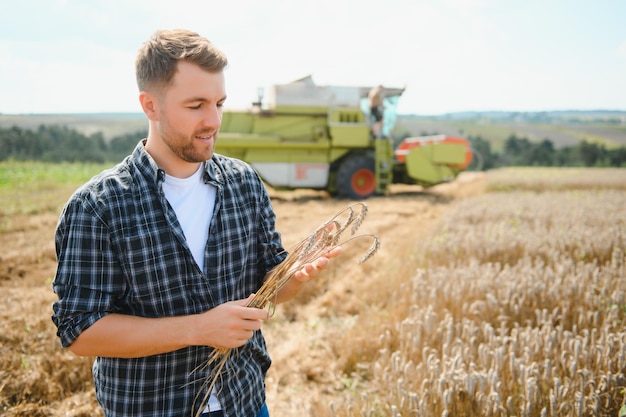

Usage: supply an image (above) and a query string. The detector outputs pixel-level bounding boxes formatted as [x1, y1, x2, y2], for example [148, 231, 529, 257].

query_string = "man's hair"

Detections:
[135, 29, 228, 93]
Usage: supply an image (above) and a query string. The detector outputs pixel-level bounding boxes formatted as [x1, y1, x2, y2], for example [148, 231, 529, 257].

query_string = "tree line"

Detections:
[468, 134, 626, 170]
[1, 124, 625, 168]
[0, 125, 145, 164]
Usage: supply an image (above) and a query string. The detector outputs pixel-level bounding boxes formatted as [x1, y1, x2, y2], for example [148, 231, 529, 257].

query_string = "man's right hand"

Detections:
[193, 294, 269, 349]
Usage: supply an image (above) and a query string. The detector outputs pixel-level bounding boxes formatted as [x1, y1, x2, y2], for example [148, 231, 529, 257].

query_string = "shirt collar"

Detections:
[131, 139, 225, 186]
[203, 157, 224, 185]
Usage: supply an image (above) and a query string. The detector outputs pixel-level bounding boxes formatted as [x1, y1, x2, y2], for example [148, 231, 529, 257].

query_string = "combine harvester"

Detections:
[217, 76, 473, 198]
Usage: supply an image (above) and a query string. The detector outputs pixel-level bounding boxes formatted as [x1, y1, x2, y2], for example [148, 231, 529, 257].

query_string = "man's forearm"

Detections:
[68, 296, 268, 357]
[69, 313, 196, 358]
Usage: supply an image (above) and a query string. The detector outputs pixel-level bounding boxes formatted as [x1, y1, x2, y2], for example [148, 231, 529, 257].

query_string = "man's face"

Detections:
[155, 61, 226, 165]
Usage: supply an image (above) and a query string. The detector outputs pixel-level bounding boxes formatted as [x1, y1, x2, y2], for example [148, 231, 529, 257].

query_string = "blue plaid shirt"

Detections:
[52, 141, 287, 417]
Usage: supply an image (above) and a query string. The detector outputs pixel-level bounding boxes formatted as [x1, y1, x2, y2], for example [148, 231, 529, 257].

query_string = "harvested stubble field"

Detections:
[1, 166, 625, 417]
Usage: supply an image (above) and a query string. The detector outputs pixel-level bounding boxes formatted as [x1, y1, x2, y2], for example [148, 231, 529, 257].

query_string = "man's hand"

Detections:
[293, 246, 343, 284]
[272, 246, 343, 304]
[193, 294, 269, 349]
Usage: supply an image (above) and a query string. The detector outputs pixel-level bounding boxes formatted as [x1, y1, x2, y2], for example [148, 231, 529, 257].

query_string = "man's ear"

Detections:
[139, 91, 159, 121]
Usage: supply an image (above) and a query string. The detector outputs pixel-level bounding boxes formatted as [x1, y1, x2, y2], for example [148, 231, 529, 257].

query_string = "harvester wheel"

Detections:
[335, 155, 376, 199]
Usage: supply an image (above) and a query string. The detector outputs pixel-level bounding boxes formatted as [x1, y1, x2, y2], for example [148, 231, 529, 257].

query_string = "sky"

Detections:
[1, 0, 625, 115]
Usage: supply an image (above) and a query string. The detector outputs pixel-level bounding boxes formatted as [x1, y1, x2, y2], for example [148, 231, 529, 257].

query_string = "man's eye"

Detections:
[189, 104, 202, 110]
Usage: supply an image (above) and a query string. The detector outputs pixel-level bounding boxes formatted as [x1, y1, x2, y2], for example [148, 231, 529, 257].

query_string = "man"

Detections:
[368, 84, 385, 138]
[51, 29, 341, 417]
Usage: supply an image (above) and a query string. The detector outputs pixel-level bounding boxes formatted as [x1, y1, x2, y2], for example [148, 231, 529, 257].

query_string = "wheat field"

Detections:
[305, 169, 626, 417]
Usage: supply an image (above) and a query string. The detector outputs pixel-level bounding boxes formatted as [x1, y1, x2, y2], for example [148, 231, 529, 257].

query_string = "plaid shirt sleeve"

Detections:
[52, 186, 126, 348]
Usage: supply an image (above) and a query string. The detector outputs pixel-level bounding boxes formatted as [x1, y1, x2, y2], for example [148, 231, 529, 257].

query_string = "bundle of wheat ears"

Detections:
[193, 202, 380, 416]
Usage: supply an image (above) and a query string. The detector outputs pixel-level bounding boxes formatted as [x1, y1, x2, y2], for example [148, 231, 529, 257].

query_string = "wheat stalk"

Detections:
[192, 202, 379, 416]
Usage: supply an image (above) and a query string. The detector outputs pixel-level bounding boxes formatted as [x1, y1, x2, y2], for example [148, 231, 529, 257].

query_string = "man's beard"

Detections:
[158, 119, 217, 163]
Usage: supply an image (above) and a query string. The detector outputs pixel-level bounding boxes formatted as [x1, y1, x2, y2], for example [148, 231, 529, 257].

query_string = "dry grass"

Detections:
[321, 185, 626, 416]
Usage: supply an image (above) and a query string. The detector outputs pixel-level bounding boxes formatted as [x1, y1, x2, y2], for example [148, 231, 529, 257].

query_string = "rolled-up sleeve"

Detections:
[52, 195, 125, 348]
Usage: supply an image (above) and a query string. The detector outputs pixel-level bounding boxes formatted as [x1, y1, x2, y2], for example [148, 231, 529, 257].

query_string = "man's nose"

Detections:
[202, 106, 221, 128]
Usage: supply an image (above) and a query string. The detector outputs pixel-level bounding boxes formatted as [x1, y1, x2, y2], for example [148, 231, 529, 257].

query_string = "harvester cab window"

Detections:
[381, 95, 400, 137]
[360, 92, 400, 138]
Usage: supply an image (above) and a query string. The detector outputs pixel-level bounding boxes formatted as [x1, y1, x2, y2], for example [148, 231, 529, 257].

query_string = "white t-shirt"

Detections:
[162, 163, 220, 412]
[162, 163, 216, 272]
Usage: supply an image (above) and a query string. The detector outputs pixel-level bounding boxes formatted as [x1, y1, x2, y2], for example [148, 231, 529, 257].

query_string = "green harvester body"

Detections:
[216, 76, 472, 198]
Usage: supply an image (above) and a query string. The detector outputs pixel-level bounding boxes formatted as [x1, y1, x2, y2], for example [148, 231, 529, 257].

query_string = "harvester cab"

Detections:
[217, 76, 472, 198]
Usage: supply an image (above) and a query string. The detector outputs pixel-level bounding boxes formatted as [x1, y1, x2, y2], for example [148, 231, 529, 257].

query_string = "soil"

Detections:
[0, 172, 486, 416]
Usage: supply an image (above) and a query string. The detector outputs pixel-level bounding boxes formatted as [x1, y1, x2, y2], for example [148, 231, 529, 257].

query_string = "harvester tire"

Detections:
[335, 154, 376, 199]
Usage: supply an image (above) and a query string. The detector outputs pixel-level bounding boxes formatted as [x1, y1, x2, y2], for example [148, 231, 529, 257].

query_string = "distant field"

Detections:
[0, 113, 147, 140]
[0, 160, 112, 217]
[2, 112, 625, 149]
[397, 117, 626, 150]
